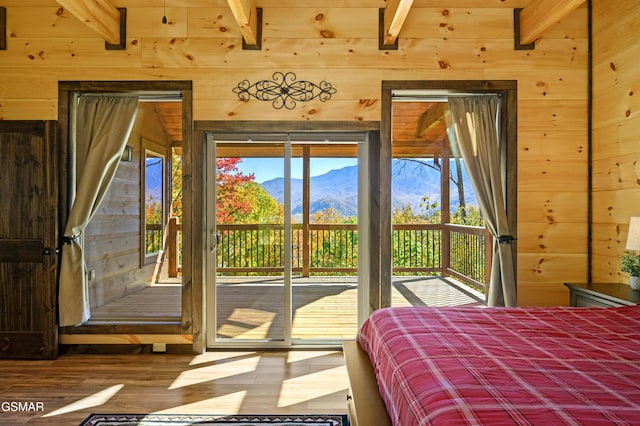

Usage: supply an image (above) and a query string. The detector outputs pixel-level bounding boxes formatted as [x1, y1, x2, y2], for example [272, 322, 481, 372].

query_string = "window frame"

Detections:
[141, 138, 169, 266]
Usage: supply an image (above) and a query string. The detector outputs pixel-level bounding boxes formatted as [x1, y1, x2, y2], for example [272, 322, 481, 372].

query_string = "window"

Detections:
[143, 146, 166, 262]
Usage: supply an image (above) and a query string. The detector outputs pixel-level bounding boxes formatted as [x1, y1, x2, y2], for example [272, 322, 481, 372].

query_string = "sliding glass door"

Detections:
[206, 132, 367, 348]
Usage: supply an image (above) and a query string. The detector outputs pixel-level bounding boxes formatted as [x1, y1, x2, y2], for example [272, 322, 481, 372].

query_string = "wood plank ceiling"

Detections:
[58, 0, 585, 158]
[151, 100, 450, 158]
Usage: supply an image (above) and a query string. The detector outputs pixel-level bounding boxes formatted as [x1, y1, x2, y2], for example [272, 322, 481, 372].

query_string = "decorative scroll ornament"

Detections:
[233, 72, 337, 110]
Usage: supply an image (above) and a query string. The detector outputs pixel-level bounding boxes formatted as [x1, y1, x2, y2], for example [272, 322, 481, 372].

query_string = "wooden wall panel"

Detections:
[518, 253, 587, 285]
[0, 100, 58, 120]
[519, 130, 588, 162]
[0, 1, 589, 306]
[517, 223, 588, 254]
[0, 0, 527, 7]
[518, 160, 588, 192]
[592, 0, 640, 285]
[127, 8, 189, 38]
[517, 192, 588, 224]
[8, 7, 95, 38]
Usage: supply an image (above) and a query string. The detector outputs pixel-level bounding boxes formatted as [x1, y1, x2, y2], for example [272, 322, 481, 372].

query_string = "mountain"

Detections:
[260, 165, 358, 217]
[144, 156, 165, 202]
[259, 159, 476, 218]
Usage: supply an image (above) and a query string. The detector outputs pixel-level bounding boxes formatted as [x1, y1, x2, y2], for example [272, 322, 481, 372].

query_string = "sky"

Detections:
[237, 157, 358, 183]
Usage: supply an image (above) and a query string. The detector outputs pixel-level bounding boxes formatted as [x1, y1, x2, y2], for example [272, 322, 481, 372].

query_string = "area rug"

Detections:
[80, 413, 349, 426]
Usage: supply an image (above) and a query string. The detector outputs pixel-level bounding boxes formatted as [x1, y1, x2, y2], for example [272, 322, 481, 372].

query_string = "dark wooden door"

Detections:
[0, 121, 58, 359]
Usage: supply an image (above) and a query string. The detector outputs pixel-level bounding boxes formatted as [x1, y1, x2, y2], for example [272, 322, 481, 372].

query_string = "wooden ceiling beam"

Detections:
[380, 0, 415, 49]
[226, 0, 261, 50]
[415, 103, 448, 138]
[56, 0, 123, 46]
[518, 0, 586, 45]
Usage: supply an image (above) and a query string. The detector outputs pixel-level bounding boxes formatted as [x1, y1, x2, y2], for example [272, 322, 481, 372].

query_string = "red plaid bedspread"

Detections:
[358, 306, 640, 425]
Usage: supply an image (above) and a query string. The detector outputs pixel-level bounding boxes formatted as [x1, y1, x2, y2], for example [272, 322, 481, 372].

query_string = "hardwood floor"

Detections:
[3, 278, 484, 424]
[0, 350, 349, 425]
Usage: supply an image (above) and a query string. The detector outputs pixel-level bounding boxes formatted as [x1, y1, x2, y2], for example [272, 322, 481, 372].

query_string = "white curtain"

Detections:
[448, 95, 516, 307]
[59, 95, 139, 327]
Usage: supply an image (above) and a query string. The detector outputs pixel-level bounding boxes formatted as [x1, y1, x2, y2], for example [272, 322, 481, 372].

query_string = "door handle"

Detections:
[42, 248, 52, 256]
[209, 231, 219, 253]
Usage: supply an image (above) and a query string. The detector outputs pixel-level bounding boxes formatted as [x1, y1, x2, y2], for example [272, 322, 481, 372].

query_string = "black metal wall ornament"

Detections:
[233, 72, 337, 110]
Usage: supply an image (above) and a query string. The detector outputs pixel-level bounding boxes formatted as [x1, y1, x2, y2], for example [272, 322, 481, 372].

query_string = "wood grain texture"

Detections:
[518, 0, 586, 44]
[55, 0, 122, 44]
[0, 350, 348, 425]
[1, 2, 589, 310]
[591, 0, 640, 283]
[226, 0, 259, 46]
[382, 0, 414, 46]
[0, 121, 57, 359]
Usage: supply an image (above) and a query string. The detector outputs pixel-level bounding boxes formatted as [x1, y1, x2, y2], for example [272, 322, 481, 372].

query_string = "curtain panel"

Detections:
[59, 96, 139, 327]
[448, 95, 516, 307]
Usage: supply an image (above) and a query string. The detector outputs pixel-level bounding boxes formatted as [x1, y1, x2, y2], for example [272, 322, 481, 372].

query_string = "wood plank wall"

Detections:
[591, 0, 640, 284]
[84, 103, 172, 309]
[0, 0, 589, 306]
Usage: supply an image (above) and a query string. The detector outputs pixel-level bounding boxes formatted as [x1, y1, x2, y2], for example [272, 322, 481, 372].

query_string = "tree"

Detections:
[235, 181, 282, 224]
[170, 149, 182, 220]
[392, 196, 441, 224]
[215, 158, 255, 224]
[312, 207, 345, 224]
[395, 156, 469, 223]
[310, 207, 357, 271]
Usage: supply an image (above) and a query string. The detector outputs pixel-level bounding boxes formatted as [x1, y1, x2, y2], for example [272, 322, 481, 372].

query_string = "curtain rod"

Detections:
[77, 92, 182, 101]
[392, 90, 502, 101]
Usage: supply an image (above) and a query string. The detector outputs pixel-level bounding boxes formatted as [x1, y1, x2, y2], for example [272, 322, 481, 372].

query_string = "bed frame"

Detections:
[342, 340, 393, 426]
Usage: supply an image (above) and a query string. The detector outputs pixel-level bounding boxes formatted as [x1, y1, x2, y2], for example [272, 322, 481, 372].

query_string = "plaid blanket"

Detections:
[358, 306, 640, 425]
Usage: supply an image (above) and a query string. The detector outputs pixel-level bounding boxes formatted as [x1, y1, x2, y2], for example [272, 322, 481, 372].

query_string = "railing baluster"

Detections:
[211, 222, 487, 293]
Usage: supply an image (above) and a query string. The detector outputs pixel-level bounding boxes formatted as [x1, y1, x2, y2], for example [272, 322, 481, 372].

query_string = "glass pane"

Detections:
[145, 152, 164, 256]
[291, 147, 359, 340]
[215, 143, 286, 342]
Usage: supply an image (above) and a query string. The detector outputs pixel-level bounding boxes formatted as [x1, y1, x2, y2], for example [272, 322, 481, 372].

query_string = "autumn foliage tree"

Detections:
[171, 150, 182, 220]
[215, 158, 255, 224]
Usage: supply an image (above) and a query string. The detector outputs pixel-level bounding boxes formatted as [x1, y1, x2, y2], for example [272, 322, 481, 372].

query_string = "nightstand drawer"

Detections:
[565, 283, 640, 307]
[572, 292, 622, 308]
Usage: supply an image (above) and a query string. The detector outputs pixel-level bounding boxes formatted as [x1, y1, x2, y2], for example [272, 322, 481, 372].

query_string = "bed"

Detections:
[343, 305, 640, 426]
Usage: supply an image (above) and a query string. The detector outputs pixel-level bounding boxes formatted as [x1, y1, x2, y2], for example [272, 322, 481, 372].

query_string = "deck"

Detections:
[90, 276, 485, 340]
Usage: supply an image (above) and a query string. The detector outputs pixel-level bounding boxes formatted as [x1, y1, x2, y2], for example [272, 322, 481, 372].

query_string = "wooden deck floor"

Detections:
[90, 276, 485, 340]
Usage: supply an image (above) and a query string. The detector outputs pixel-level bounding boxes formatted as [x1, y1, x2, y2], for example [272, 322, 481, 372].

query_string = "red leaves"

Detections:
[215, 158, 255, 224]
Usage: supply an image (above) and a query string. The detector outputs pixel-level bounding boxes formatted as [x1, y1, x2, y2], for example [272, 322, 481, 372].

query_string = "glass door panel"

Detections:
[291, 148, 358, 341]
[290, 143, 359, 341]
[206, 132, 367, 347]
[213, 141, 287, 343]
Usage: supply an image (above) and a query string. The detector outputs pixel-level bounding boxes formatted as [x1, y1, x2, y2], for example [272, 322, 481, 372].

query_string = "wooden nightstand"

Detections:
[564, 283, 640, 307]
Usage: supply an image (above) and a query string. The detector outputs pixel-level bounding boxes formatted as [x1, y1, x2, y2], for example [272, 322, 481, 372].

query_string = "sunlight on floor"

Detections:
[278, 366, 349, 408]
[189, 351, 259, 366]
[41, 384, 124, 417]
[286, 350, 342, 364]
[152, 391, 248, 415]
[292, 294, 358, 339]
[218, 309, 277, 339]
[169, 355, 261, 389]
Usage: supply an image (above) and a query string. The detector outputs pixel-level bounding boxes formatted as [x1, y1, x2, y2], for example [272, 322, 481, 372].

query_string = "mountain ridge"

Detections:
[259, 159, 476, 218]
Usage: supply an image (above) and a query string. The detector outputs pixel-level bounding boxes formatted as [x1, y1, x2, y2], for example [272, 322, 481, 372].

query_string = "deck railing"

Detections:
[445, 224, 491, 292]
[158, 219, 490, 293]
[209, 222, 490, 292]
